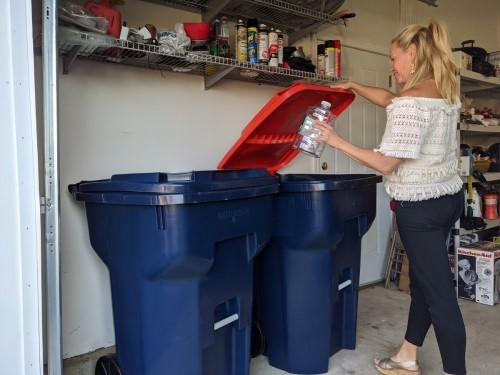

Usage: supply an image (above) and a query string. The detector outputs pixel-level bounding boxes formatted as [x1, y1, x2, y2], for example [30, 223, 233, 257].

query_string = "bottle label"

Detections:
[298, 115, 317, 136]
[248, 28, 258, 63]
[258, 31, 269, 62]
[325, 48, 335, 76]
[236, 25, 248, 61]
[317, 54, 325, 75]
[268, 32, 278, 55]
[277, 37, 284, 66]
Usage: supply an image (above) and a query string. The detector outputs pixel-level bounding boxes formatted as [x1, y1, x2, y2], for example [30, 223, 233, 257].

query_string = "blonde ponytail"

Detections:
[391, 19, 459, 104]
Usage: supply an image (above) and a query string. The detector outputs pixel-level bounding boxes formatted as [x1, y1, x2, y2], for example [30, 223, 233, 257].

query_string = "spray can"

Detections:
[247, 18, 258, 63]
[325, 39, 335, 77]
[257, 23, 269, 64]
[235, 19, 247, 62]
[317, 43, 325, 75]
[334, 39, 342, 77]
[276, 29, 284, 67]
[484, 193, 499, 220]
[268, 28, 278, 67]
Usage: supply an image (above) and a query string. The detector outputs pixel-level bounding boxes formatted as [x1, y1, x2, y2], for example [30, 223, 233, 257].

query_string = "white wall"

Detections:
[53, 1, 314, 358]
[34, 0, 500, 360]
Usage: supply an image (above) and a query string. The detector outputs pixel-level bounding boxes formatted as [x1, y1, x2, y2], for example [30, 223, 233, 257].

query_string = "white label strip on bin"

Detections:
[214, 313, 239, 331]
[338, 280, 352, 291]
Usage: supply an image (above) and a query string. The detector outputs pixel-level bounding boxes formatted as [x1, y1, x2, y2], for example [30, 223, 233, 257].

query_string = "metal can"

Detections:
[247, 18, 258, 63]
[317, 43, 325, 75]
[235, 19, 247, 62]
[334, 39, 342, 77]
[257, 23, 269, 64]
[325, 39, 335, 77]
[268, 28, 278, 67]
[276, 29, 284, 67]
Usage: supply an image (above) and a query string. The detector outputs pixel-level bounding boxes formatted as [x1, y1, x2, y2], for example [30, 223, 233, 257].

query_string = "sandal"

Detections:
[374, 357, 421, 375]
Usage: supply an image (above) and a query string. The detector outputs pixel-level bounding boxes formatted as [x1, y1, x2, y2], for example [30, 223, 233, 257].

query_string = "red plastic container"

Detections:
[85, 0, 121, 38]
[218, 82, 354, 174]
[183, 22, 212, 42]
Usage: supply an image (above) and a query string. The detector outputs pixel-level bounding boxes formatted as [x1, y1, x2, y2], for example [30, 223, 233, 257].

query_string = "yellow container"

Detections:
[473, 160, 490, 174]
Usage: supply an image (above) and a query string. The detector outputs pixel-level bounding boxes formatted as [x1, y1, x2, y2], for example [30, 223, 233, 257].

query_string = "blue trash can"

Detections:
[253, 174, 382, 374]
[69, 169, 279, 375]
[217, 83, 382, 374]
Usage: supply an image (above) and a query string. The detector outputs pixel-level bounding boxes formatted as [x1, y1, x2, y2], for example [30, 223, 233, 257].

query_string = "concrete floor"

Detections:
[64, 284, 499, 375]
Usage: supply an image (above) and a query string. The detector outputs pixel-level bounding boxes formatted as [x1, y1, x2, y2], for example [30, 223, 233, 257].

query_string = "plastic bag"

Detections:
[157, 23, 191, 54]
[58, 1, 108, 34]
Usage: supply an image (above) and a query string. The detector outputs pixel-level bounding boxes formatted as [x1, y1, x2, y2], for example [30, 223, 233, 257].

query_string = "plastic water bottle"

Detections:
[293, 101, 336, 158]
[218, 16, 231, 57]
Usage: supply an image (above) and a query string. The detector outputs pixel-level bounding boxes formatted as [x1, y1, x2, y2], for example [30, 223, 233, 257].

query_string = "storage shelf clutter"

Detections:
[54, 0, 350, 89]
[59, 27, 344, 88]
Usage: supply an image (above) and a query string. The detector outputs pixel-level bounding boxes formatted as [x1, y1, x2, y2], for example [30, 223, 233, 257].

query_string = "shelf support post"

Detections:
[63, 45, 82, 74]
[43, 0, 63, 374]
[204, 65, 237, 89]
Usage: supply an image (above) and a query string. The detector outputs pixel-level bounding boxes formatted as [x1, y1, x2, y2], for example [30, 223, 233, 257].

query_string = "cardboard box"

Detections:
[454, 51, 472, 71]
[457, 241, 500, 306]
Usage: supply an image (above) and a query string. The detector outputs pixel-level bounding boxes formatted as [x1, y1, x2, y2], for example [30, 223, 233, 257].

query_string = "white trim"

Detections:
[0, 0, 44, 373]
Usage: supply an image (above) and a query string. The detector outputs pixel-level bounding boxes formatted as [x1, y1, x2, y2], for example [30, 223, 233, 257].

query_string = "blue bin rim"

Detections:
[276, 173, 382, 192]
[68, 169, 280, 205]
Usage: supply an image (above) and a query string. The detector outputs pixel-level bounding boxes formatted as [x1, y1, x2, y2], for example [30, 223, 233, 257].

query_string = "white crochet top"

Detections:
[374, 96, 463, 201]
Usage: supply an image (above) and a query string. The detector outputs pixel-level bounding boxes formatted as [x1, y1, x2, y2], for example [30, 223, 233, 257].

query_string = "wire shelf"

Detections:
[140, 0, 346, 34]
[59, 27, 344, 88]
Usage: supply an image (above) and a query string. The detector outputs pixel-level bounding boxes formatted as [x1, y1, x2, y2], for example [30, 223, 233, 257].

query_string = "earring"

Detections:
[410, 63, 416, 74]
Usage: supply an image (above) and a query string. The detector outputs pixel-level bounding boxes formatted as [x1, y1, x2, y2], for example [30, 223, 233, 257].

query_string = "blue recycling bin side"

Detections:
[254, 173, 382, 374]
[69, 169, 279, 375]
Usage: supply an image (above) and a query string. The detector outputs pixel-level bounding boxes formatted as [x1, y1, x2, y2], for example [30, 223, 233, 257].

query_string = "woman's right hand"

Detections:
[331, 81, 354, 90]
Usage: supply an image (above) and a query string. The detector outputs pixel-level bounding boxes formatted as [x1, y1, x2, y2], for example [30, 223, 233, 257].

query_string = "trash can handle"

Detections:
[214, 313, 239, 331]
[338, 280, 352, 291]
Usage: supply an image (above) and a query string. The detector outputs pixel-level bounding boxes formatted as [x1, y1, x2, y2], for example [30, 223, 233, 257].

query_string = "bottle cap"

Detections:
[321, 101, 331, 109]
[325, 40, 334, 48]
[317, 44, 325, 54]
[247, 18, 258, 28]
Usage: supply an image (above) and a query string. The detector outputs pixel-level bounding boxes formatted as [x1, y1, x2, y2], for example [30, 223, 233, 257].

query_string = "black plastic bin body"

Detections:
[254, 173, 382, 374]
[69, 169, 279, 375]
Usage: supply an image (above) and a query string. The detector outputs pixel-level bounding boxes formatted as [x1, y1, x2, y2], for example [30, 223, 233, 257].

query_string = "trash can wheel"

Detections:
[251, 319, 266, 358]
[95, 354, 122, 375]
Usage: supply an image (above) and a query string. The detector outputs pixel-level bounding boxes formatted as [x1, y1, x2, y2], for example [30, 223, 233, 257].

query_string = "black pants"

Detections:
[395, 191, 466, 375]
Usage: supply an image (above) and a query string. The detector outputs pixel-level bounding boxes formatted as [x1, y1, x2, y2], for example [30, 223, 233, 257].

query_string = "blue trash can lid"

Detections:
[69, 169, 279, 205]
[276, 174, 382, 192]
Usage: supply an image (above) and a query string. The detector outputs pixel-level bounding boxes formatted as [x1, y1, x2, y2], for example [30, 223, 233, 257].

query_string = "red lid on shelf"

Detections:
[218, 82, 355, 174]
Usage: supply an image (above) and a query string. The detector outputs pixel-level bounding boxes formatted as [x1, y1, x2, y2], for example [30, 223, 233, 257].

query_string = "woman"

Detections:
[313, 20, 466, 375]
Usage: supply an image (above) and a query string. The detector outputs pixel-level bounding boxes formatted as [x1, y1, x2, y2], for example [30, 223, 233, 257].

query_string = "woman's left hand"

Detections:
[312, 120, 343, 149]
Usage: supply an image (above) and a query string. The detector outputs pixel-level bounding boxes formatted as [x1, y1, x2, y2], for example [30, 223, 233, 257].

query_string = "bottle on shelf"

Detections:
[293, 100, 336, 158]
[317, 43, 325, 75]
[247, 18, 258, 63]
[235, 19, 247, 62]
[325, 40, 335, 77]
[218, 16, 231, 57]
[276, 29, 284, 67]
[268, 28, 278, 67]
[210, 18, 221, 56]
[484, 193, 499, 220]
[257, 23, 269, 64]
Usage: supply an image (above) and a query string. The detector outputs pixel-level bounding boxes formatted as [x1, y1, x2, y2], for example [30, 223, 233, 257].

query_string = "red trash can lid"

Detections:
[218, 82, 354, 174]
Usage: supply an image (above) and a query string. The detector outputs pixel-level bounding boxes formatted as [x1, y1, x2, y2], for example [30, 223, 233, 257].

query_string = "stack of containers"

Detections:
[218, 82, 382, 374]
